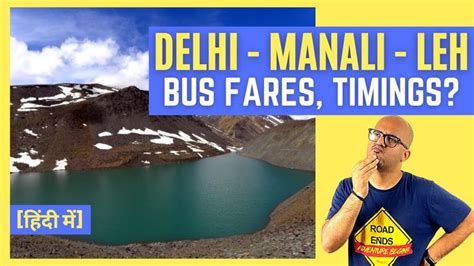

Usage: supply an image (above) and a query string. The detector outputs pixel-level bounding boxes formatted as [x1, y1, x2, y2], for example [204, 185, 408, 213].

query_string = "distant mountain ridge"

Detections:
[198, 115, 291, 144]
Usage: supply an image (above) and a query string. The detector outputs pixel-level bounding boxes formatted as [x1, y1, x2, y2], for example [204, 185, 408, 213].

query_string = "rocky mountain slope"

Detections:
[198, 115, 291, 144]
[10, 84, 239, 173]
[10, 84, 289, 173]
[240, 119, 315, 171]
[265, 182, 314, 231]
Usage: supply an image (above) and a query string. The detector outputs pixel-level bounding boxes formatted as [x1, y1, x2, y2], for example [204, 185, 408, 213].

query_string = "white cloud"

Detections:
[60, 38, 119, 67]
[93, 50, 149, 90]
[10, 37, 149, 90]
[10, 37, 64, 81]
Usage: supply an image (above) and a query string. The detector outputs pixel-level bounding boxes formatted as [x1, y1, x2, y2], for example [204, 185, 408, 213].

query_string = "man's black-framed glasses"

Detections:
[368, 128, 409, 149]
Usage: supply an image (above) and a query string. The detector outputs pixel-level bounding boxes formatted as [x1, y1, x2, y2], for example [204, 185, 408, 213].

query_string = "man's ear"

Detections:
[401, 150, 411, 162]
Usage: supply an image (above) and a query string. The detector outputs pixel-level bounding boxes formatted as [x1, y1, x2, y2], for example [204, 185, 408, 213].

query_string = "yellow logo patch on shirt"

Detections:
[354, 207, 413, 265]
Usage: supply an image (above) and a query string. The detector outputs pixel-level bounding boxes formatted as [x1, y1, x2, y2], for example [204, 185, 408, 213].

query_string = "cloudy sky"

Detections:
[10, 8, 314, 90]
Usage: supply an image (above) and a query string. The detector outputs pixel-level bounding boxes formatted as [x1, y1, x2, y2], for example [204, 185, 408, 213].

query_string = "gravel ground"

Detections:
[11, 223, 314, 258]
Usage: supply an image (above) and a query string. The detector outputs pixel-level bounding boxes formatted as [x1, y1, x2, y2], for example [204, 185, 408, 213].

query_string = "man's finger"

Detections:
[354, 156, 377, 171]
[360, 158, 379, 173]
[363, 167, 377, 179]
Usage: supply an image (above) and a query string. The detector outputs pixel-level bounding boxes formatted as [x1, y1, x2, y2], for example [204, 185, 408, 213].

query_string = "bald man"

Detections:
[321, 116, 473, 265]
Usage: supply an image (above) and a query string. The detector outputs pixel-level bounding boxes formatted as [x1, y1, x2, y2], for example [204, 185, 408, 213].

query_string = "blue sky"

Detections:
[11, 8, 314, 52]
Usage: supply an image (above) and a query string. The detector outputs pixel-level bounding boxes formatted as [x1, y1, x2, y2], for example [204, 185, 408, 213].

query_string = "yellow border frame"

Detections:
[2, 0, 474, 265]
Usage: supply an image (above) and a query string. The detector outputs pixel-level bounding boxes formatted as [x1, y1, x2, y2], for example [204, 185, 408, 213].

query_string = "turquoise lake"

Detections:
[10, 153, 314, 245]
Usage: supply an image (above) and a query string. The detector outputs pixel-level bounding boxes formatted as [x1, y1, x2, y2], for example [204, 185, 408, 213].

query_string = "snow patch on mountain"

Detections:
[53, 158, 68, 171]
[117, 127, 225, 152]
[264, 115, 285, 126]
[24, 128, 39, 137]
[94, 143, 112, 150]
[98, 131, 113, 137]
[192, 133, 225, 152]
[16, 84, 117, 112]
[20, 97, 36, 103]
[226, 146, 242, 152]
[187, 144, 204, 153]
[10, 153, 44, 172]
[118, 127, 160, 136]
[150, 136, 174, 145]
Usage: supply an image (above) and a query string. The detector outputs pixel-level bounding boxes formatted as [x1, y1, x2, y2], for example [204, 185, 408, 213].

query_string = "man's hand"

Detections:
[321, 156, 378, 253]
[352, 155, 379, 198]
[422, 211, 474, 265]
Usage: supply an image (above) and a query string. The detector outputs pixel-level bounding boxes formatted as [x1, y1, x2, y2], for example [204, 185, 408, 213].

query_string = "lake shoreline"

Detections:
[11, 182, 315, 258]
